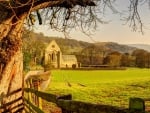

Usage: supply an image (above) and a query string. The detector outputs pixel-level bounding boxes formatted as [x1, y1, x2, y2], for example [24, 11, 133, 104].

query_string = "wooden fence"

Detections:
[24, 88, 128, 113]
[0, 87, 149, 113]
[0, 87, 148, 113]
[23, 70, 149, 113]
[0, 88, 24, 113]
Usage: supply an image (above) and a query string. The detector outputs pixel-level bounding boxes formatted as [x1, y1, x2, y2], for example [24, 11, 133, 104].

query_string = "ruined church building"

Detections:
[44, 40, 78, 68]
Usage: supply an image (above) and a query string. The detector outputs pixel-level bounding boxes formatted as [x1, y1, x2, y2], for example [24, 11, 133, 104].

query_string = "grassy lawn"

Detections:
[46, 68, 150, 107]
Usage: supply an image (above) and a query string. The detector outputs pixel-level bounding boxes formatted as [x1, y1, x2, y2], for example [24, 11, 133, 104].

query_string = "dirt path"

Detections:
[42, 100, 62, 113]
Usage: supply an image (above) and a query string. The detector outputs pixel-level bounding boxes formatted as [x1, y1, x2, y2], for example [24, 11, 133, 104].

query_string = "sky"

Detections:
[34, 0, 150, 44]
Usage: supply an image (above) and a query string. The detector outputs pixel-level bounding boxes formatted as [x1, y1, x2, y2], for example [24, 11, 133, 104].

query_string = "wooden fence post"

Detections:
[28, 79, 32, 103]
[57, 94, 72, 113]
[129, 97, 145, 113]
[38, 80, 42, 110]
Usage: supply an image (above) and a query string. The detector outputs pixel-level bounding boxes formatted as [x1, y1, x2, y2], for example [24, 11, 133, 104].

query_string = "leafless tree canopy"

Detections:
[0, 0, 149, 72]
[0, 0, 149, 75]
[0, 0, 149, 34]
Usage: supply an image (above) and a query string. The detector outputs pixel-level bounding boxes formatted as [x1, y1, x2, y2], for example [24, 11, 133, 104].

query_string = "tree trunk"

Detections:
[0, 13, 27, 112]
[0, 0, 95, 112]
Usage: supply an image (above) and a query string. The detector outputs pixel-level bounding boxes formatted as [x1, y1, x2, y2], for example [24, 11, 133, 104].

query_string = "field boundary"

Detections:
[61, 67, 126, 70]
[24, 88, 128, 113]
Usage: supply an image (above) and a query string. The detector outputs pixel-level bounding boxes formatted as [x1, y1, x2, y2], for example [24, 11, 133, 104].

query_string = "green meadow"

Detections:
[46, 68, 150, 107]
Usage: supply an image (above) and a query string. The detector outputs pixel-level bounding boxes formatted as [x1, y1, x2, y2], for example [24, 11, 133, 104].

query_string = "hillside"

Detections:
[47, 38, 92, 54]
[96, 42, 137, 53]
[23, 31, 137, 54]
[128, 44, 150, 52]
[23, 30, 92, 54]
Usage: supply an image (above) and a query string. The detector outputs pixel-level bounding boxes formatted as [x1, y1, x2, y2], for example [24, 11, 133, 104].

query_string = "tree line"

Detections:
[23, 31, 150, 69]
[77, 45, 150, 68]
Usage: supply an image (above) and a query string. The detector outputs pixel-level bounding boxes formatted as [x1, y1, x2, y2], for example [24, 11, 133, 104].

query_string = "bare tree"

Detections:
[0, 0, 97, 112]
[0, 0, 149, 112]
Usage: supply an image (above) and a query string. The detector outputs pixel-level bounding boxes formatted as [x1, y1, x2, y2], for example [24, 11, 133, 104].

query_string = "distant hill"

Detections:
[23, 30, 92, 54]
[48, 40, 138, 54]
[23, 31, 137, 54]
[49, 38, 92, 54]
[45, 39, 137, 54]
[95, 42, 137, 53]
[128, 44, 150, 52]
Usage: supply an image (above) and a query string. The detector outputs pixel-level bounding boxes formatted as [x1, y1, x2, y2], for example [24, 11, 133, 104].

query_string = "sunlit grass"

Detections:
[46, 68, 150, 107]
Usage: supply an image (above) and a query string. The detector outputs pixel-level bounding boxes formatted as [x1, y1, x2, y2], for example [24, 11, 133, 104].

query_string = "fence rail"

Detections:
[24, 98, 44, 113]
[0, 87, 148, 113]
[0, 88, 23, 113]
[23, 70, 150, 113]
[24, 88, 57, 103]
[24, 88, 128, 113]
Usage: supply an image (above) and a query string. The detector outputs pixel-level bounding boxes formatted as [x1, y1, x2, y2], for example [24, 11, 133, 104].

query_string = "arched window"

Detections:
[48, 54, 51, 62]
[52, 52, 55, 61]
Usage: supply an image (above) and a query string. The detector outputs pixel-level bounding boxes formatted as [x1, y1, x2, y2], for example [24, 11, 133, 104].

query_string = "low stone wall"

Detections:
[61, 67, 126, 70]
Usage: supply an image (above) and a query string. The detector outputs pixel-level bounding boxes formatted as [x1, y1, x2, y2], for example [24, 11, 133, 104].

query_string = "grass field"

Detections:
[46, 68, 150, 107]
